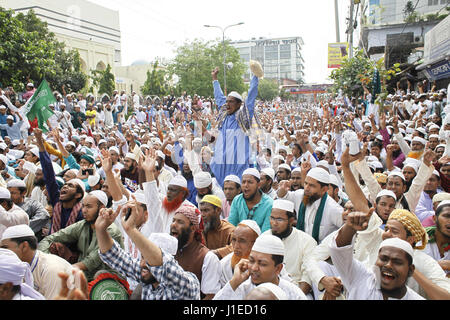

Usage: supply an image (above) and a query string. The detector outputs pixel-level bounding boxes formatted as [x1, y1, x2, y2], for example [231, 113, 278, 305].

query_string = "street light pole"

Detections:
[204, 22, 244, 95]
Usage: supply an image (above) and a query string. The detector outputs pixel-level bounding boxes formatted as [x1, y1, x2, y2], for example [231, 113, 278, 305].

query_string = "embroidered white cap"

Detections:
[252, 234, 285, 256]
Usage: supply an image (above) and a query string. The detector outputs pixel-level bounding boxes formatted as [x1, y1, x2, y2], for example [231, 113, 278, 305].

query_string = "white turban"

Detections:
[252, 234, 285, 256]
[0, 249, 45, 300]
[149, 233, 178, 256]
[306, 167, 330, 184]
[379, 238, 413, 260]
[272, 199, 294, 213]
[194, 171, 212, 189]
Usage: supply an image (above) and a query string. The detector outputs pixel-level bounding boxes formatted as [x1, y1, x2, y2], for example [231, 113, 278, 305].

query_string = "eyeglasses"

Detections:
[270, 216, 288, 223]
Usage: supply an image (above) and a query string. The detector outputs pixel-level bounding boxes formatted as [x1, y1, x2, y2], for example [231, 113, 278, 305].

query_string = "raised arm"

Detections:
[212, 67, 226, 109]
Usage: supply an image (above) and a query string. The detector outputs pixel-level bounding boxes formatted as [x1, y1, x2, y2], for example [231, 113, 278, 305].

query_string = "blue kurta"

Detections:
[228, 192, 273, 233]
[210, 76, 259, 187]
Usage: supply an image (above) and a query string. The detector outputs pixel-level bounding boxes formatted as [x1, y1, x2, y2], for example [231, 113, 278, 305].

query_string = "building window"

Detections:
[240, 53, 250, 61]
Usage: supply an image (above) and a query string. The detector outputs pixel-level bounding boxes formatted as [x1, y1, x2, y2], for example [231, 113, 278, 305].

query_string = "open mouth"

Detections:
[381, 270, 395, 281]
[170, 229, 178, 238]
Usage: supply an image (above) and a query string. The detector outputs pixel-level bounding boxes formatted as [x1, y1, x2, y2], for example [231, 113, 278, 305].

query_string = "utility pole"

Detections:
[335, 0, 340, 42]
[349, 0, 355, 58]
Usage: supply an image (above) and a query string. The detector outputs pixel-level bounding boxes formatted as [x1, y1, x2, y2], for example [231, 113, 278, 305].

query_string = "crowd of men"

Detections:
[0, 60, 449, 301]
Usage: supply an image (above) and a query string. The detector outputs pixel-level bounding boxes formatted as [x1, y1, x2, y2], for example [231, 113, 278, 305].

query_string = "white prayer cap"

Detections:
[388, 171, 405, 181]
[436, 144, 446, 149]
[192, 137, 202, 144]
[0, 248, 45, 300]
[306, 167, 330, 184]
[11, 139, 20, 146]
[224, 174, 241, 186]
[415, 127, 426, 135]
[317, 160, 329, 169]
[272, 199, 294, 213]
[277, 163, 291, 172]
[412, 136, 427, 145]
[315, 146, 327, 154]
[375, 134, 383, 141]
[85, 137, 94, 144]
[89, 190, 108, 207]
[169, 175, 188, 189]
[367, 155, 379, 163]
[261, 167, 275, 180]
[437, 199, 450, 210]
[156, 150, 165, 160]
[238, 219, 261, 236]
[0, 154, 8, 165]
[292, 167, 302, 173]
[0, 105, 6, 110]
[403, 158, 421, 172]
[252, 234, 285, 256]
[227, 91, 243, 102]
[429, 134, 440, 140]
[0, 187, 10, 199]
[149, 233, 178, 256]
[432, 169, 440, 177]
[7, 179, 26, 189]
[242, 168, 261, 180]
[194, 171, 212, 189]
[429, 124, 440, 131]
[1, 224, 35, 241]
[133, 190, 146, 204]
[0, 143, 7, 150]
[379, 238, 413, 260]
[329, 175, 339, 187]
[29, 147, 40, 158]
[125, 153, 137, 161]
[376, 189, 397, 201]
[98, 139, 107, 145]
[69, 178, 86, 193]
[256, 282, 287, 300]
[273, 155, 285, 162]
[87, 173, 101, 187]
[368, 161, 383, 170]
[108, 146, 120, 154]
[278, 145, 288, 152]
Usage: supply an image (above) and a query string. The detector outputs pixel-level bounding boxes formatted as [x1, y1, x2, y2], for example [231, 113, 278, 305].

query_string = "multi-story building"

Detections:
[230, 36, 305, 83]
[2, 0, 121, 75]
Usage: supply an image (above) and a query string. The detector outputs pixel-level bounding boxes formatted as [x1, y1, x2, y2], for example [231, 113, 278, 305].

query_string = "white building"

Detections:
[230, 36, 305, 83]
[2, 0, 121, 75]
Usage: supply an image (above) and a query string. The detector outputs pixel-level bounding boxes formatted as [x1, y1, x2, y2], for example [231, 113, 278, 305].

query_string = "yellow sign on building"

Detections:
[328, 43, 349, 68]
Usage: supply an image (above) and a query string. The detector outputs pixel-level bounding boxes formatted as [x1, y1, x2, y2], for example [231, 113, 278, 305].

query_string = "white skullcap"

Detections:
[98, 139, 107, 145]
[192, 137, 202, 144]
[0, 249, 45, 300]
[7, 179, 26, 189]
[242, 168, 261, 180]
[169, 175, 188, 188]
[415, 127, 426, 135]
[388, 171, 406, 181]
[277, 163, 292, 172]
[437, 199, 450, 210]
[307, 167, 330, 184]
[87, 173, 101, 187]
[0, 154, 8, 166]
[367, 155, 379, 163]
[156, 150, 165, 160]
[329, 175, 339, 187]
[0, 105, 6, 110]
[0, 187, 10, 199]
[85, 137, 94, 144]
[403, 158, 421, 172]
[89, 190, 108, 207]
[261, 167, 275, 180]
[228, 91, 243, 102]
[432, 169, 440, 177]
[368, 161, 383, 170]
[429, 124, 440, 130]
[317, 160, 329, 169]
[238, 219, 261, 236]
[125, 153, 137, 161]
[436, 144, 446, 149]
[412, 136, 427, 145]
[252, 234, 285, 256]
[194, 171, 212, 189]
[429, 134, 440, 139]
[108, 146, 120, 154]
[69, 178, 86, 193]
[29, 147, 40, 158]
[292, 167, 302, 174]
[133, 190, 146, 204]
[379, 238, 413, 260]
[149, 233, 178, 256]
[272, 199, 294, 213]
[256, 282, 287, 300]
[278, 145, 288, 152]
[1, 224, 35, 241]
[273, 155, 285, 162]
[224, 175, 241, 185]
[376, 189, 397, 201]
[7, 115, 14, 121]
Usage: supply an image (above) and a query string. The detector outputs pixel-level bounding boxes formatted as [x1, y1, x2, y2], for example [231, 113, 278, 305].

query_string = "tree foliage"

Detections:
[90, 64, 115, 96]
[168, 39, 247, 97]
[0, 8, 87, 92]
[257, 78, 279, 101]
[141, 61, 170, 97]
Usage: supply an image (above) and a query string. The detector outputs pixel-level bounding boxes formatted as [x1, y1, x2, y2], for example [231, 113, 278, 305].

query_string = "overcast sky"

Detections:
[89, 0, 357, 84]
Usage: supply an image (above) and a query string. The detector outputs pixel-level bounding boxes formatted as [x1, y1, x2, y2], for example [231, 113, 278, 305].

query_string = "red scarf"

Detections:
[50, 201, 83, 234]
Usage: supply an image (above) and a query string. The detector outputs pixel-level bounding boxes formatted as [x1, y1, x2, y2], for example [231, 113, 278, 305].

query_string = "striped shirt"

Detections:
[99, 241, 201, 300]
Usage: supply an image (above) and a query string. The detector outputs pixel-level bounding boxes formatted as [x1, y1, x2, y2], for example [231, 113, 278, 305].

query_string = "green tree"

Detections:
[90, 64, 115, 96]
[141, 61, 169, 97]
[257, 78, 279, 101]
[168, 38, 247, 97]
[0, 8, 87, 92]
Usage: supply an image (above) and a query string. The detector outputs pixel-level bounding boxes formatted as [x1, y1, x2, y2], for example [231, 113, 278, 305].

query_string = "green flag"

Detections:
[24, 79, 56, 133]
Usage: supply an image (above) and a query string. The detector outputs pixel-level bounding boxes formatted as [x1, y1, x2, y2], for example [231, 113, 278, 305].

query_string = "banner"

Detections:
[24, 79, 56, 133]
[328, 42, 349, 68]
